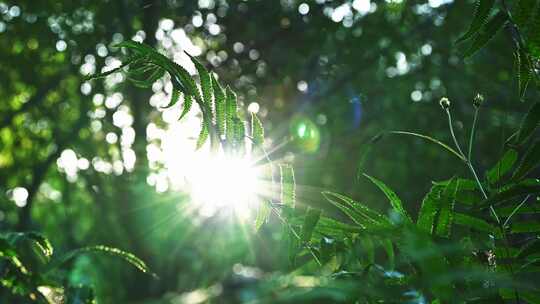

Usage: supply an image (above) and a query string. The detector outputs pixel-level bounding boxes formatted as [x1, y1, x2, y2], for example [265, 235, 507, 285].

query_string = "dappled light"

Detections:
[1, 0, 540, 303]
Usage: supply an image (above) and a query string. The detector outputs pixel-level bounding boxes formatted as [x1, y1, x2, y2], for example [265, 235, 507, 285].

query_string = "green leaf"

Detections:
[251, 112, 264, 147]
[360, 236, 375, 264]
[319, 237, 336, 264]
[513, 141, 540, 181]
[517, 102, 540, 144]
[115, 41, 198, 96]
[128, 67, 164, 88]
[511, 221, 540, 233]
[212, 74, 226, 137]
[86, 54, 145, 80]
[516, 49, 533, 100]
[453, 212, 500, 236]
[51, 245, 155, 277]
[478, 181, 540, 209]
[316, 216, 364, 236]
[517, 237, 540, 258]
[300, 208, 322, 243]
[225, 87, 238, 143]
[381, 239, 395, 269]
[435, 177, 459, 238]
[487, 149, 518, 184]
[179, 94, 193, 121]
[363, 173, 412, 223]
[456, 0, 496, 43]
[162, 88, 181, 109]
[5, 232, 54, 260]
[417, 185, 444, 234]
[513, 0, 537, 29]
[24, 232, 54, 259]
[233, 117, 246, 152]
[196, 120, 209, 150]
[322, 191, 392, 229]
[186, 52, 212, 107]
[528, 2, 540, 58]
[463, 11, 508, 58]
[255, 201, 271, 231]
[280, 164, 296, 208]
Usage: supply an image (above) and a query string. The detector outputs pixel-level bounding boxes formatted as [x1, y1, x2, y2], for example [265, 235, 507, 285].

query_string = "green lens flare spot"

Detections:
[290, 116, 321, 153]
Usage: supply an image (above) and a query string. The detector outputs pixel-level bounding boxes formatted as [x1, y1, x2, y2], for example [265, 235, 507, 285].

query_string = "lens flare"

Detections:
[187, 154, 260, 214]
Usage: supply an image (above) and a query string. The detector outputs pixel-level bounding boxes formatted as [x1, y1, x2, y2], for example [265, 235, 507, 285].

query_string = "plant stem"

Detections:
[468, 108, 479, 162]
[446, 107, 520, 303]
[503, 195, 530, 228]
[445, 109, 466, 158]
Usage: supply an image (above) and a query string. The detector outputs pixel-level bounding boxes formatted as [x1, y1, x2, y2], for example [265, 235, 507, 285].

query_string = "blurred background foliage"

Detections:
[0, 0, 538, 302]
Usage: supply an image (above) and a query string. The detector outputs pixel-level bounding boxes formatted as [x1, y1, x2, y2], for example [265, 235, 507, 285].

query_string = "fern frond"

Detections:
[86, 54, 145, 80]
[186, 52, 213, 109]
[322, 191, 392, 229]
[456, 0, 495, 43]
[280, 164, 295, 208]
[463, 11, 508, 58]
[255, 201, 272, 231]
[516, 49, 533, 100]
[435, 177, 459, 238]
[115, 41, 198, 97]
[196, 119, 209, 150]
[212, 74, 226, 137]
[162, 88, 181, 109]
[128, 67, 165, 88]
[417, 185, 444, 234]
[179, 93, 193, 121]
[225, 86, 238, 142]
[233, 117, 246, 153]
[251, 112, 264, 147]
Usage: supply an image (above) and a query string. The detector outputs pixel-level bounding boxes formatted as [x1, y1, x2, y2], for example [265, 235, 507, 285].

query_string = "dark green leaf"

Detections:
[360, 236, 375, 264]
[435, 177, 459, 238]
[477, 181, 540, 209]
[517, 102, 540, 144]
[322, 191, 392, 229]
[516, 49, 533, 100]
[517, 237, 540, 258]
[453, 212, 500, 237]
[363, 173, 412, 223]
[511, 221, 540, 233]
[417, 185, 443, 234]
[463, 11, 508, 58]
[456, 0, 496, 43]
[381, 238, 395, 269]
[301, 208, 322, 243]
[513, 141, 540, 181]
[487, 149, 518, 184]
[319, 237, 336, 264]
